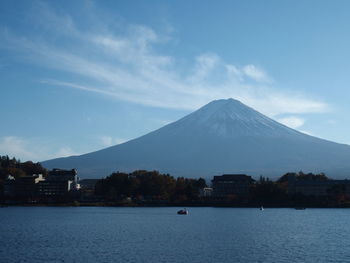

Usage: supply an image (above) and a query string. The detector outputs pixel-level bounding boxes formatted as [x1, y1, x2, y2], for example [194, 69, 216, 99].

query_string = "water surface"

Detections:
[0, 207, 349, 262]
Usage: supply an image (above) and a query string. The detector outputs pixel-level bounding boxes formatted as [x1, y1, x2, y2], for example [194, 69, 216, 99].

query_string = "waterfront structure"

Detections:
[47, 169, 79, 189]
[37, 169, 80, 196]
[287, 176, 350, 196]
[199, 187, 213, 197]
[79, 179, 99, 191]
[3, 169, 80, 198]
[212, 174, 254, 197]
[3, 175, 16, 197]
[4, 174, 45, 198]
[78, 179, 100, 201]
[37, 180, 74, 196]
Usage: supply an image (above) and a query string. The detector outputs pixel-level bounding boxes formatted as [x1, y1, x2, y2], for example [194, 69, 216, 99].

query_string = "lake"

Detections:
[0, 207, 349, 262]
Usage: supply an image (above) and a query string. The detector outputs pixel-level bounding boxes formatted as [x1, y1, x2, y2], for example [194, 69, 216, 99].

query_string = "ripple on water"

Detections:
[1, 207, 350, 263]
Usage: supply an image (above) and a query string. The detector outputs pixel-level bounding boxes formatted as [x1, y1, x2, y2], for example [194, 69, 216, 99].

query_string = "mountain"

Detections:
[42, 98, 350, 179]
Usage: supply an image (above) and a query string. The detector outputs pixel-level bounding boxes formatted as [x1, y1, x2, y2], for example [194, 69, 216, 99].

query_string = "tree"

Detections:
[94, 170, 206, 203]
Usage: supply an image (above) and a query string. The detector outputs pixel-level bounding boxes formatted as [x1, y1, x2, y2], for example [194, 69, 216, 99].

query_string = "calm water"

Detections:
[1, 207, 350, 263]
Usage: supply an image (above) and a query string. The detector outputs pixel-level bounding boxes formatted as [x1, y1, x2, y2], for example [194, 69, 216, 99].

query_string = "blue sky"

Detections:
[1, 0, 350, 161]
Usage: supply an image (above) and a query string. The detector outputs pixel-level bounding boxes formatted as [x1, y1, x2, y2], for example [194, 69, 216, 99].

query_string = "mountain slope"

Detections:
[42, 98, 350, 179]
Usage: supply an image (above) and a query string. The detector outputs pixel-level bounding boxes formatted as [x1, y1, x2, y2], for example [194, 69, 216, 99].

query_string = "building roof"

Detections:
[212, 174, 253, 182]
[49, 169, 77, 176]
[293, 179, 350, 186]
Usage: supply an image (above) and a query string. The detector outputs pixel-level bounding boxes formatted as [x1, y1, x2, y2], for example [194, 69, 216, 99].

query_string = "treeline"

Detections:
[95, 170, 207, 203]
[0, 155, 47, 177]
[93, 171, 346, 207]
[277, 172, 328, 183]
[1, 155, 349, 207]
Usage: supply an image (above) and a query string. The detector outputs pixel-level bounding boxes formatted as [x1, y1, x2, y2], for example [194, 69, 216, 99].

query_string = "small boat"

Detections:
[260, 206, 264, 211]
[177, 209, 188, 215]
[294, 207, 306, 210]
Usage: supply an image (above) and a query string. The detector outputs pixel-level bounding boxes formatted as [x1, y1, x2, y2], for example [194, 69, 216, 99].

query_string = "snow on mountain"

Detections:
[42, 98, 350, 179]
[163, 98, 301, 137]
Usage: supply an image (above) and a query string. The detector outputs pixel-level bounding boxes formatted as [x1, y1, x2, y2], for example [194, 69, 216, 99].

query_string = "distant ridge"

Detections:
[42, 98, 350, 179]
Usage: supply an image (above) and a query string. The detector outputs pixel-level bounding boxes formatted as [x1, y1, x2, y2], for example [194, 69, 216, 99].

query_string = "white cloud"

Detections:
[299, 130, 314, 136]
[55, 147, 79, 157]
[0, 136, 37, 161]
[242, 64, 271, 83]
[98, 136, 127, 147]
[0, 2, 329, 119]
[0, 136, 79, 162]
[277, 116, 305, 129]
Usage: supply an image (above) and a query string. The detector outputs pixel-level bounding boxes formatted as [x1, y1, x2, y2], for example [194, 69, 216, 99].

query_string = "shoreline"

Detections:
[2, 202, 350, 209]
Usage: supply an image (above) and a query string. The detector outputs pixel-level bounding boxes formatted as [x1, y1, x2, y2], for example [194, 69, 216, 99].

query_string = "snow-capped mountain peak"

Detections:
[42, 98, 350, 179]
[162, 98, 299, 137]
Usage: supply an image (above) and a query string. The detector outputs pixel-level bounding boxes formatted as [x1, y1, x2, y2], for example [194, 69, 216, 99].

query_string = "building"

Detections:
[3, 175, 16, 197]
[47, 169, 79, 188]
[3, 169, 81, 199]
[199, 187, 213, 197]
[4, 174, 45, 198]
[288, 176, 350, 196]
[37, 180, 73, 196]
[78, 179, 101, 202]
[37, 169, 80, 197]
[79, 179, 100, 191]
[212, 174, 254, 197]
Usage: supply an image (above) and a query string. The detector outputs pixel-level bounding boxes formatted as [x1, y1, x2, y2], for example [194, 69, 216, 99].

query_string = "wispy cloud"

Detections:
[0, 136, 36, 161]
[55, 147, 79, 158]
[0, 136, 79, 162]
[299, 130, 314, 136]
[0, 2, 329, 119]
[98, 136, 128, 147]
[277, 116, 305, 129]
[242, 65, 271, 83]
